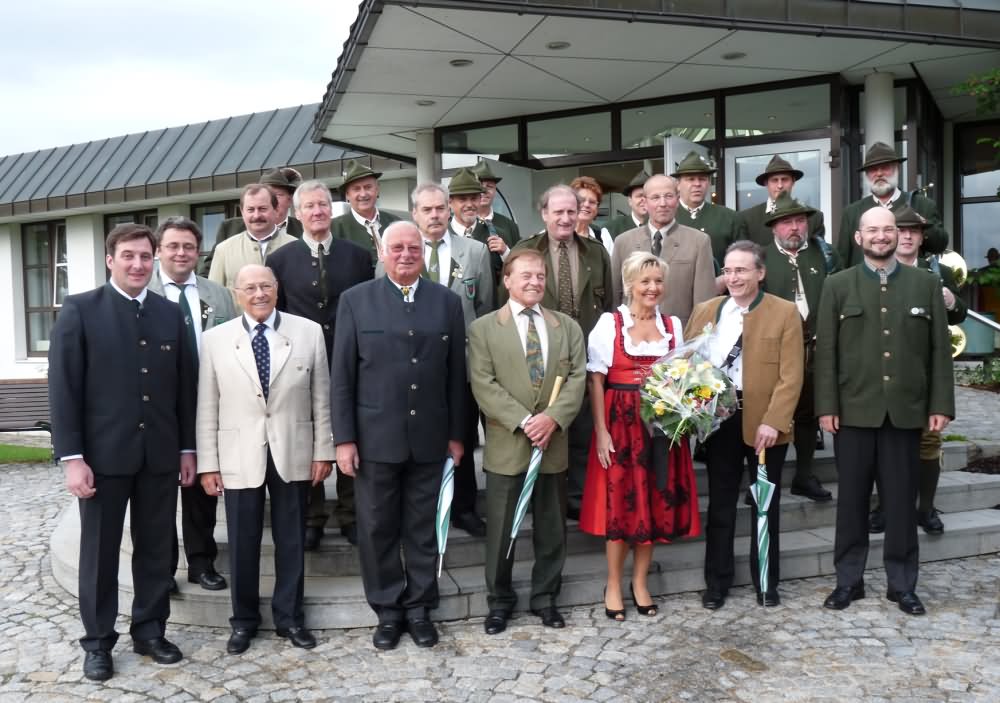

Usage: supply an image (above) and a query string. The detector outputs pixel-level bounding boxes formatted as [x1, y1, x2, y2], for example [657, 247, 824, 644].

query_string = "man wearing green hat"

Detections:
[738, 155, 826, 247]
[761, 192, 842, 502]
[473, 161, 521, 245]
[672, 151, 741, 286]
[837, 142, 948, 269]
[600, 171, 649, 247]
[200, 167, 304, 275]
[329, 159, 401, 265]
[449, 168, 507, 285]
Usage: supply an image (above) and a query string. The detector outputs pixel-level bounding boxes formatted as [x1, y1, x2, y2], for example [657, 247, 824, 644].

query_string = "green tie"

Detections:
[522, 308, 544, 390]
[426, 239, 442, 284]
[175, 283, 199, 365]
[557, 241, 575, 317]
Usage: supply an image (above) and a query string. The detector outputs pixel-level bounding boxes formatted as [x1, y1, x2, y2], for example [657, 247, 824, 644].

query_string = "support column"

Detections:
[863, 72, 895, 150]
[415, 130, 438, 185]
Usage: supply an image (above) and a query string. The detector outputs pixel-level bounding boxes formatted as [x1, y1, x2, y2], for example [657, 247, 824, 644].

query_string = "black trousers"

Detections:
[566, 386, 593, 511]
[78, 469, 177, 651]
[452, 382, 481, 517]
[170, 483, 219, 577]
[703, 412, 788, 595]
[833, 422, 920, 593]
[355, 457, 442, 623]
[223, 453, 309, 631]
[792, 364, 819, 485]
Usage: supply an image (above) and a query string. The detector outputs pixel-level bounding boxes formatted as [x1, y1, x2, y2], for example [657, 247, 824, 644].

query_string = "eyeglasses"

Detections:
[861, 226, 897, 236]
[239, 283, 275, 294]
[161, 243, 199, 253]
[721, 267, 754, 276]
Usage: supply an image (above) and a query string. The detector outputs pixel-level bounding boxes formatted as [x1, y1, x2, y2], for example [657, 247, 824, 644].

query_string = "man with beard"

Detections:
[473, 160, 521, 244]
[329, 160, 401, 265]
[600, 171, 649, 246]
[816, 207, 954, 616]
[760, 192, 841, 502]
[837, 142, 948, 268]
[737, 155, 826, 248]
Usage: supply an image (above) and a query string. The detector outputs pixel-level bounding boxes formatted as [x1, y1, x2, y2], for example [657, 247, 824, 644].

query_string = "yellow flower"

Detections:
[653, 401, 667, 416]
[696, 386, 713, 399]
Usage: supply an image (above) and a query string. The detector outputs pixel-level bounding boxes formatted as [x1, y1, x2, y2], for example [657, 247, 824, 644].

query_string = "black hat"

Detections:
[448, 168, 485, 196]
[670, 151, 716, 178]
[340, 160, 383, 193]
[763, 191, 818, 227]
[260, 168, 299, 194]
[893, 205, 928, 230]
[859, 141, 906, 171]
[622, 170, 649, 196]
[472, 160, 502, 184]
[755, 155, 804, 186]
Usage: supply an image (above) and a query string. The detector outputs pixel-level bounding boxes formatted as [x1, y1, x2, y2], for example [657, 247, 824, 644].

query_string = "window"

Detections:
[105, 209, 158, 233]
[22, 220, 67, 355]
[726, 84, 830, 137]
[621, 98, 715, 149]
[192, 200, 240, 255]
[956, 120, 1000, 265]
[527, 112, 612, 159]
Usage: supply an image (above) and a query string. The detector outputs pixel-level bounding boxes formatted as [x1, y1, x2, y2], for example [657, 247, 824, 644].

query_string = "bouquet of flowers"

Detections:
[639, 325, 739, 447]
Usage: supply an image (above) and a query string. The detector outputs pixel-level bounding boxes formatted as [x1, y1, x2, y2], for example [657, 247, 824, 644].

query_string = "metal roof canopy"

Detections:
[313, 0, 1000, 162]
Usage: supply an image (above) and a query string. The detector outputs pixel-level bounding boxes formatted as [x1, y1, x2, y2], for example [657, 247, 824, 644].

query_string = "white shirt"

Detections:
[388, 276, 419, 302]
[873, 188, 902, 208]
[705, 297, 749, 390]
[423, 232, 452, 286]
[679, 200, 705, 219]
[303, 233, 334, 256]
[351, 208, 383, 231]
[109, 279, 148, 305]
[244, 310, 278, 378]
[247, 227, 279, 257]
[161, 271, 203, 351]
[586, 305, 682, 374]
[450, 216, 476, 238]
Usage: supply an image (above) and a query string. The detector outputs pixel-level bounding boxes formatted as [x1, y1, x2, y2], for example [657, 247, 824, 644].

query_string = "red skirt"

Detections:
[579, 386, 701, 544]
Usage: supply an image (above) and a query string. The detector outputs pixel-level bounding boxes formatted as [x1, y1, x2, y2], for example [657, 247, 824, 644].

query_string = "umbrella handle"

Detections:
[758, 449, 766, 464]
[546, 376, 564, 408]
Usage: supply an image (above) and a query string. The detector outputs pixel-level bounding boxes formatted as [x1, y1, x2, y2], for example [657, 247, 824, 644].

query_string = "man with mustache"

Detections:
[815, 207, 954, 617]
[836, 142, 948, 268]
[208, 184, 296, 296]
[449, 168, 508, 285]
[737, 155, 826, 248]
[329, 160, 401, 265]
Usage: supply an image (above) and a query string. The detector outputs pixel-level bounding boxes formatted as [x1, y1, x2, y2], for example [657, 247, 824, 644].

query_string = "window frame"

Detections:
[21, 219, 67, 358]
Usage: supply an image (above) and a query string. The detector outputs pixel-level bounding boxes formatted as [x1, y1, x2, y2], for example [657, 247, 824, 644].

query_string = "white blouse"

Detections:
[587, 305, 683, 374]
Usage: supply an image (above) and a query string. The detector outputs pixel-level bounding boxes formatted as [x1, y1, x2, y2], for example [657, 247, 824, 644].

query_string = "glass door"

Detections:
[724, 138, 832, 242]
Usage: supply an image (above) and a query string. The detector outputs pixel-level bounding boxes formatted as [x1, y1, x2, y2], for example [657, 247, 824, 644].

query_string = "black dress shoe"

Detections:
[189, 568, 227, 591]
[790, 476, 832, 502]
[340, 523, 358, 546]
[304, 526, 323, 551]
[887, 590, 926, 615]
[531, 606, 565, 628]
[226, 628, 256, 654]
[83, 650, 113, 681]
[169, 577, 179, 595]
[132, 636, 183, 664]
[917, 508, 944, 535]
[484, 610, 509, 635]
[407, 619, 439, 647]
[373, 621, 404, 650]
[701, 590, 726, 610]
[276, 626, 317, 649]
[451, 511, 486, 538]
[756, 590, 781, 607]
[869, 506, 885, 534]
[823, 584, 866, 610]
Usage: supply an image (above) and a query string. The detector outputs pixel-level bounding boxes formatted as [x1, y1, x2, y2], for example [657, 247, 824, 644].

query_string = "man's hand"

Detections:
[941, 287, 956, 311]
[524, 413, 559, 450]
[486, 235, 508, 255]
[335, 443, 360, 477]
[928, 414, 951, 433]
[311, 461, 333, 486]
[200, 471, 224, 496]
[754, 424, 779, 455]
[448, 440, 465, 467]
[819, 415, 839, 434]
[64, 458, 96, 499]
[179, 453, 197, 488]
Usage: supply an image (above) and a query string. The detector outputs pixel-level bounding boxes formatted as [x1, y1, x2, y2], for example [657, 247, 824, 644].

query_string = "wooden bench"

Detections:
[0, 378, 52, 436]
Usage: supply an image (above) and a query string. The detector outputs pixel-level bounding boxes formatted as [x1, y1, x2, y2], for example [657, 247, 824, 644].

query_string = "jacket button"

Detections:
[408, 330, 414, 336]
[410, 409, 416, 416]
[883, 351, 890, 358]
[883, 329, 890, 336]
[883, 375, 890, 381]
[880, 307, 887, 313]
[139, 339, 147, 346]
[411, 358, 417, 364]
[138, 422, 145, 430]
[142, 395, 150, 401]
[411, 384, 418, 390]
[312, 280, 318, 287]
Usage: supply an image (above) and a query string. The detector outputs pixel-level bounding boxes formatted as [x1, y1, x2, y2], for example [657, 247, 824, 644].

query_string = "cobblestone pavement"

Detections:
[0, 463, 998, 702]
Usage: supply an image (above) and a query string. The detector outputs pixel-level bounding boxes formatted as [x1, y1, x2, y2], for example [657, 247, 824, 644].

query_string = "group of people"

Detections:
[49, 141, 955, 682]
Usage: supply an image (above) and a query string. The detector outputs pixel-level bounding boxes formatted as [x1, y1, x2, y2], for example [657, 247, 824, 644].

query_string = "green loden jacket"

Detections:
[329, 209, 401, 265]
[737, 202, 825, 248]
[676, 201, 742, 268]
[814, 264, 955, 428]
[762, 240, 842, 336]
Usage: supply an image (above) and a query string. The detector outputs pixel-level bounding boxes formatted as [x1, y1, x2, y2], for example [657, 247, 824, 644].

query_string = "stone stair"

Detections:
[49, 441, 1000, 629]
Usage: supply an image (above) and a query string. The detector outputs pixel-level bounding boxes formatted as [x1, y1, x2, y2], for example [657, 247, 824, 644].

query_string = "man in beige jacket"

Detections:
[197, 264, 333, 655]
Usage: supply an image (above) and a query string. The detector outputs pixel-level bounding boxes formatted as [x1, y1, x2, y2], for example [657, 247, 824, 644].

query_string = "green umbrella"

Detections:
[435, 456, 456, 578]
[748, 449, 776, 594]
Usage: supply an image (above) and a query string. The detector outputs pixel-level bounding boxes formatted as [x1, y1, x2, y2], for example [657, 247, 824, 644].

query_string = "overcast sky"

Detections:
[0, 0, 360, 156]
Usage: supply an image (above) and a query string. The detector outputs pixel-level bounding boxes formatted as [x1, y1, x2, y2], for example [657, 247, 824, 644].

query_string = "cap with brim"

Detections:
[670, 151, 716, 178]
[340, 160, 383, 192]
[764, 191, 818, 227]
[623, 170, 649, 196]
[260, 168, 297, 194]
[859, 141, 906, 171]
[448, 168, 485, 196]
[755, 155, 804, 186]
[893, 204, 928, 229]
[472, 161, 502, 184]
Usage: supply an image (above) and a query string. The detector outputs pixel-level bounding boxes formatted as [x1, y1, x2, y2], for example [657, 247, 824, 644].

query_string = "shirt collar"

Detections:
[161, 270, 198, 288]
[109, 278, 148, 304]
[352, 208, 381, 228]
[774, 237, 809, 258]
[872, 188, 902, 207]
[243, 309, 277, 333]
[387, 276, 420, 298]
[425, 231, 451, 249]
[863, 257, 899, 276]
[680, 200, 704, 217]
[508, 299, 542, 318]
[481, 209, 495, 222]
[450, 216, 476, 235]
[303, 233, 334, 255]
[247, 226, 278, 242]
[648, 221, 675, 236]
[632, 212, 644, 227]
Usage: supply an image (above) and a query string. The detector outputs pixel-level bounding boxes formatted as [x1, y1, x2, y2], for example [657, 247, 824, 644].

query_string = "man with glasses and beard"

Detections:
[836, 142, 948, 268]
[816, 207, 953, 617]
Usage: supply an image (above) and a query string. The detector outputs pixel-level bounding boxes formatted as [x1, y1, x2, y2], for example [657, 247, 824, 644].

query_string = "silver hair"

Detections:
[381, 220, 421, 248]
[410, 182, 448, 206]
[292, 180, 334, 212]
[538, 184, 581, 212]
[621, 251, 669, 305]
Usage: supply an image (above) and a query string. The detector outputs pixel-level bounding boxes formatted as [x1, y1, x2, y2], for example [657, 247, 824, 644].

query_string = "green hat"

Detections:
[340, 160, 382, 192]
[472, 160, 502, 184]
[893, 204, 928, 229]
[622, 170, 649, 196]
[763, 191, 817, 228]
[260, 167, 300, 194]
[859, 141, 906, 171]
[448, 168, 485, 196]
[670, 151, 716, 178]
[755, 155, 804, 186]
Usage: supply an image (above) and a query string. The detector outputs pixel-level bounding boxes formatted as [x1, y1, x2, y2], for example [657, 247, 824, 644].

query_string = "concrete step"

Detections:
[49, 500, 1000, 629]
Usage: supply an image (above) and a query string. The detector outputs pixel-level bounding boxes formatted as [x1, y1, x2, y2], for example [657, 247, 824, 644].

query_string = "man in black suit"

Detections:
[268, 180, 373, 549]
[331, 221, 467, 651]
[48, 224, 197, 681]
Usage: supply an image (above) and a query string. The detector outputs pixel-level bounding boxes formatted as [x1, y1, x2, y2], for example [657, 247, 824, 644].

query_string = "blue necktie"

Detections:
[252, 323, 270, 400]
